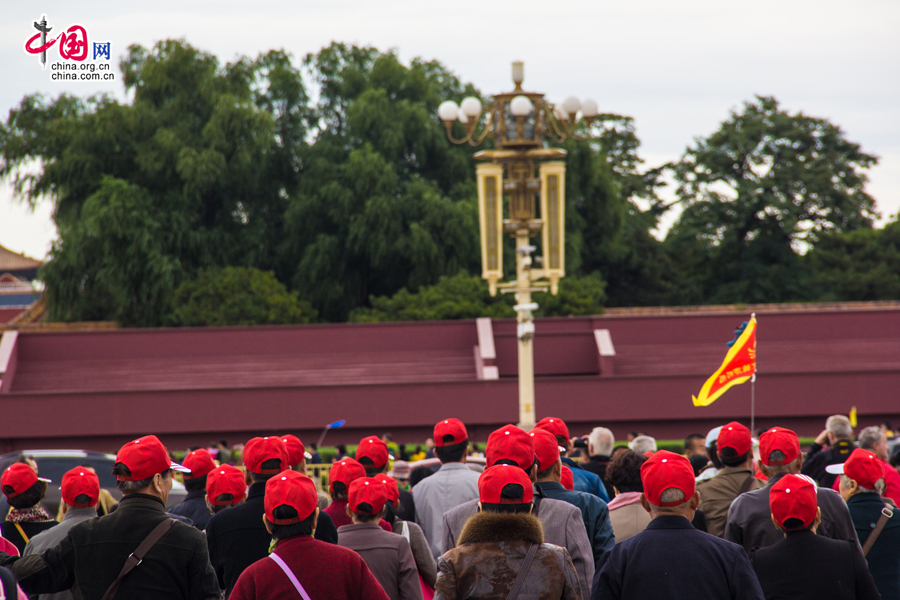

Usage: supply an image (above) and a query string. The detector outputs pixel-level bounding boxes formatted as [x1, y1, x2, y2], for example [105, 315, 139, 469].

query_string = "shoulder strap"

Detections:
[269, 552, 313, 600]
[862, 503, 894, 557]
[13, 523, 29, 544]
[100, 518, 175, 600]
[737, 474, 755, 496]
[505, 543, 538, 600]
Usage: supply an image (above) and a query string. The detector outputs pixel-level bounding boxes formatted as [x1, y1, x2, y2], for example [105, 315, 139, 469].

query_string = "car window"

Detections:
[33, 457, 118, 488]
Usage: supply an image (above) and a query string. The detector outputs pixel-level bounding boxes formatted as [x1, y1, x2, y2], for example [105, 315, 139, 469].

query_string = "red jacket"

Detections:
[230, 535, 390, 600]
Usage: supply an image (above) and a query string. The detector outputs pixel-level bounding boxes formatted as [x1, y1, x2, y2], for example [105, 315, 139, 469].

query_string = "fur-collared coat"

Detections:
[435, 511, 582, 600]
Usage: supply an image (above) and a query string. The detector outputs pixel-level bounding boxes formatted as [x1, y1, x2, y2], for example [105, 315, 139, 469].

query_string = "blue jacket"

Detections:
[847, 492, 900, 600]
[592, 515, 764, 600]
[169, 490, 211, 530]
[562, 457, 609, 502]
[536, 481, 615, 567]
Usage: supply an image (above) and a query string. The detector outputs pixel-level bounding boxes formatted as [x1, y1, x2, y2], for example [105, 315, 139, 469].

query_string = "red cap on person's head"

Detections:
[61, 466, 100, 508]
[280, 435, 307, 467]
[355, 436, 390, 469]
[641, 450, 696, 507]
[759, 427, 800, 466]
[207, 465, 247, 506]
[373, 473, 400, 504]
[535, 417, 570, 443]
[486, 425, 535, 470]
[182, 449, 216, 479]
[717, 422, 752, 456]
[349, 477, 388, 514]
[243, 437, 290, 475]
[529, 428, 561, 472]
[826, 448, 885, 489]
[479, 465, 534, 504]
[1, 463, 49, 499]
[434, 419, 467, 447]
[115, 435, 189, 481]
[560, 466, 575, 491]
[265, 470, 318, 524]
[770, 474, 817, 531]
[329, 458, 366, 493]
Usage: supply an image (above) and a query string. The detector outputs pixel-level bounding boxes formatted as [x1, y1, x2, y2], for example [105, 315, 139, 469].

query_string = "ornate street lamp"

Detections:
[438, 62, 598, 429]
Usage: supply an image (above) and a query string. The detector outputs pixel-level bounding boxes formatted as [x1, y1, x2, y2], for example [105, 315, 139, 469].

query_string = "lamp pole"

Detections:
[438, 63, 596, 429]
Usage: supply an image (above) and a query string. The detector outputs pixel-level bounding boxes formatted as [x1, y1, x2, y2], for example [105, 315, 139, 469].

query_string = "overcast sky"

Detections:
[2, 0, 898, 260]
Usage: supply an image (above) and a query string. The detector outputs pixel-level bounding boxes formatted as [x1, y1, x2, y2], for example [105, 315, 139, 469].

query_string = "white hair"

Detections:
[629, 436, 657, 455]
[826, 415, 853, 440]
[659, 488, 686, 504]
[840, 473, 885, 495]
[589, 427, 615, 457]
[858, 426, 885, 451]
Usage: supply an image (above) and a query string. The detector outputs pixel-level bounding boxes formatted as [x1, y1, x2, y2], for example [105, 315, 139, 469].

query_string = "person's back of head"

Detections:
[858, 426, 887, 461]
[769, 474, 819, 534]
[182, 449, 216, 493]
[486, 425, 539, 481]
[112, 435, 189, 501]
[629, 436, 657, 456]
[207, 465, 247, 515]
[589, 427, 615, 458]
[478, 465, 533, 515]
[433, 419, 469, 464]
[826, 414, 853, 442]
[716, 422, 752, 467]
[61, 466, 100, 512]
[243, 437, 291, 484]
[347, 477, 388, 523]
[356, 437, 391, 477]
[758, 427, 802, 476]
[1, 463, 49, 510]
[329, 458, 366, 502]
[830, 448, 887, 497]
[640, 451, 699, 519]
[605, 449, 647, 495]
[409, 466, 435, 488]
[264, 471, 318, 540]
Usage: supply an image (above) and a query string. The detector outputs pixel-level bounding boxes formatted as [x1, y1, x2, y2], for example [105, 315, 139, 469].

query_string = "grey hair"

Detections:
[629, 436, 657, 455]
[659, 488, 685, 504]
[840, 473, 885, 496]
[826, 415, 853, 440]
[858, 426, 885, 451]
[589, 427, 615, 456]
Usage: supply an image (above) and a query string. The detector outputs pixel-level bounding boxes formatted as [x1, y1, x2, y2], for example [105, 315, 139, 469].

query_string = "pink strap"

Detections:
[269, 553, 312, 600]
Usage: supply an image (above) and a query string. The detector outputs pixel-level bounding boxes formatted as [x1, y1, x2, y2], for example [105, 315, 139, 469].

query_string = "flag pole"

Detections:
[750, 373, 756, 435]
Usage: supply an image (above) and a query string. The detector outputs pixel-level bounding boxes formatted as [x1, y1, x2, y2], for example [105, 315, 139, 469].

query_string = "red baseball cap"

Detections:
[355, 436, 390, 469]
[207, 465, 247, 506]
[717, 422, 752, 456]
[529, 428, 562, 471]
[560, 466, 575, 491]
[434, 419, 468, 446]
[183, 449, 217, 479]
[770, 474, 817, 531]
[641, 450, 696, 507]
[1, 463, 51, 499]
[243, 437, 290, 475]
[280, 435, 311, 467]
[61, 466, 100, 508]
[373, 473, 400, 504]
[535, 417, 570, 442]
[349, 477, 388, 514]
[265, 470, 318, 524]
[115, 435, 189, 481]
[759, 427, 800, 466]
[826, 448, 885, 489]
[329, 458, 366, 493]
[479, 465, 534, 504]
[486, 425, 536, 470]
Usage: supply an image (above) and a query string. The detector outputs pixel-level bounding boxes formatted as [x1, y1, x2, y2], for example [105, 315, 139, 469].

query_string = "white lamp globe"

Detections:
[555, 106, 568, 121]
[460, 97, 482, 118]
[457, 110, 468, 124]
[581, 98, 599, 118]
[438, 101, 459, 122]
[509, 95, 533, 117]
[562, 96, 582, 115]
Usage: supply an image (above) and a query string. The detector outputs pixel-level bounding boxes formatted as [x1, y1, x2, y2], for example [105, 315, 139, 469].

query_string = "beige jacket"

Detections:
[696, 466, 764, 538]
[608, 495, 651, 544]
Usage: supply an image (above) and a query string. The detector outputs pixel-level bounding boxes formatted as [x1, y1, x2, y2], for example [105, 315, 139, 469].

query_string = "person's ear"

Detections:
[477, 501, 483, 513]
[770, 514, 783, 531]
[552, 460, 562, 480]
[345, 504, 353, 519]
[311, 507, 319, 535]
[814, 506, 822, 528]
[759, 463, 772, 478]
[262, 514, 273, 534]
[690, 490, 701, 511]
[640, 493, 651, 515]
[528, 464, 537, 483]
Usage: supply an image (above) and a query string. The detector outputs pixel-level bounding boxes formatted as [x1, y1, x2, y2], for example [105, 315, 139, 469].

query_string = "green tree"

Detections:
[169, 267, 316, 326]
[667, 96, 878, 304]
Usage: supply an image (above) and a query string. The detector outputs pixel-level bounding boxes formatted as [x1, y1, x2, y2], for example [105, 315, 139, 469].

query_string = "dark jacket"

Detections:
[847, 492, 900, 600]
[337, 522, 423, 600]
[592, 515, 764, 600]
[206, 480, 338, 598]
[170, 490, 211, 530]
[750, 530, 880, 600]
[0, 520, 57, 555]
[802, 440, 855, 488]
[395, 489, 416, 523]
[724, 472, 858, 552]
[561, 457, 609, 502]
[582, 456, 614, 500]
[0, 494, 220, 600]
[436, 511, 581, 600]
[230, 535, 390, 600]
[535, 480, 615, 566]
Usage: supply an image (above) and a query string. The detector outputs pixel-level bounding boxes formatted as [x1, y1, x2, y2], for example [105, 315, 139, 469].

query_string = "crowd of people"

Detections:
[0, 415, 896, 599]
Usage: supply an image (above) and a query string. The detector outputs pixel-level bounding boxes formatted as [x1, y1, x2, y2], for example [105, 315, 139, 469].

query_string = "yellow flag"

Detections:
[849, 406, 857, 428]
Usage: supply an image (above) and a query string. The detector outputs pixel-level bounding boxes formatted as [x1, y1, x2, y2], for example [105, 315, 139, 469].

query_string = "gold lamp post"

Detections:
[438, 62, 598, 429]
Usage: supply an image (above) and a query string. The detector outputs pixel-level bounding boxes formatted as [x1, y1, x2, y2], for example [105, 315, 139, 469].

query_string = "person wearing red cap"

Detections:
[281, 434, 331, 510]
[442, 424, 594, 600]
[0, 463, 55, 554]
[230, 470, 391, 600]
[375, 474, 437, 591]
[749, 474, 880, 600]
[593, 450, 764, 600]
[326, 458, 393, 533]
[435, 465, 581, 600]
[724, 426, 857, 553]
[170, 448, 218, 530]
[850, 425, 900, 505]
[411, 418, 480, 559]
[206, 465, 248, 515]
[535, 417, 609, 502]
[0, 435, 220, 600]
[357, 437, 416, 523]
[831, 448, 900, 599]
[696, 421, 765, 537]
[530, 428, 616, 567]
[206, 436, 338, 598]
[338, 477, 423, 600]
